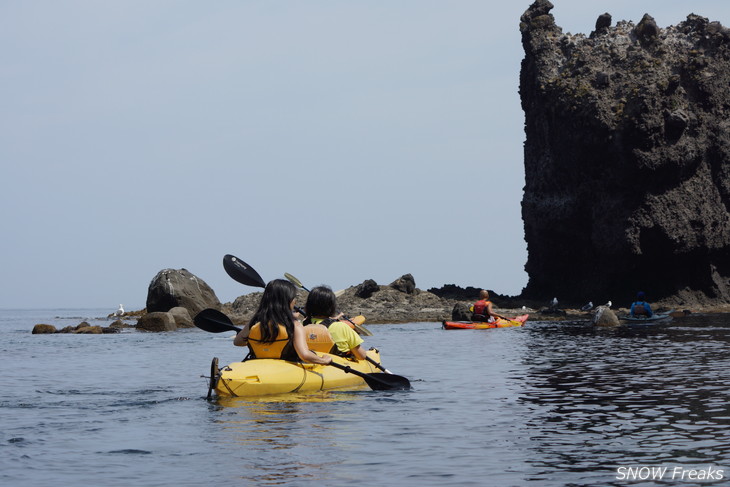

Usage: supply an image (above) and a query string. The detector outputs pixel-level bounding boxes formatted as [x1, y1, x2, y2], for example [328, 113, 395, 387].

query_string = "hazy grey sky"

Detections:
[2, 1, 729, 309]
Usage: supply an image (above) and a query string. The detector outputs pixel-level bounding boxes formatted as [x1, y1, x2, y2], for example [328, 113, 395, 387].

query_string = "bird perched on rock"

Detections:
[551, 297, 558, 308]
[605, 300, 612, 308]
[114, 304, 124, 317]
[580, 301, 593, 311]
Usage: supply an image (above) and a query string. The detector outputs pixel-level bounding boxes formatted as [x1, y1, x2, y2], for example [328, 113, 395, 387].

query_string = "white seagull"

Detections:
[580, 301, 593, 311]
[114, 304, 124, 317]
[551, 297, 558, 307]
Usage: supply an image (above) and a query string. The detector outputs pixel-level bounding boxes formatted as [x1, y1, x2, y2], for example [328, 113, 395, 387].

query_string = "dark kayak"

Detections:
[619, 310, 674, 325]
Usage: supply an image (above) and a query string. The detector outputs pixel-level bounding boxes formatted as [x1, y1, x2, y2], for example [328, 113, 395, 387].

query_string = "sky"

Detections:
[2, 1, 730, 310]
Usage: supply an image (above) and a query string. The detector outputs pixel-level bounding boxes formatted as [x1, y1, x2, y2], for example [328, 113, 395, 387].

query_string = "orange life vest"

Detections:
[303, 323, 337, 354]
[247, 322, 298, 361]
[472, 300, 492, 322]
[303, 318, 351, 356]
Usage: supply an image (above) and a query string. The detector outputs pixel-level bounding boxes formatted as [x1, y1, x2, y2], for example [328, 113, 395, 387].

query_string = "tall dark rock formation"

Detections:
[519, 0, 730, 306]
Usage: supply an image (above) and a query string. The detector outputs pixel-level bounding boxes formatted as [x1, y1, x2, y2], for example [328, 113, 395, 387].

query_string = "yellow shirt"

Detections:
[326, 320, 364, 354]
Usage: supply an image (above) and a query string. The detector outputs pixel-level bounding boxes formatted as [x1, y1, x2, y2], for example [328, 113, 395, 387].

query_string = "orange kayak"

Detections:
[442, 314, 529, 330]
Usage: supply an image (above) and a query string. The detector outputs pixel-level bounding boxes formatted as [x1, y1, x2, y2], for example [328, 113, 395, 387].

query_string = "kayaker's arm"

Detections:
[233, 324, 250, 347]
[293, 321, 333, 365]
[350, 344, 368, 361]
[485, 301, 506, 320]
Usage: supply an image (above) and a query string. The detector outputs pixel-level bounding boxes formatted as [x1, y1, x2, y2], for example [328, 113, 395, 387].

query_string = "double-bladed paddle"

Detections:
[194, 308, 241, 334]
[218, 255, 408, 386]
[223, 254, 266, 288]
[193, 308, 410, 391]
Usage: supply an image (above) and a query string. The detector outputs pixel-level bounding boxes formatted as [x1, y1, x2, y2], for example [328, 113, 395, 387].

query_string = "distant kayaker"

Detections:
[630, 291, 654, 318]
[470, 290, 505, 323]
[233, 279, 333, 365]
[303, 285, 368, 360]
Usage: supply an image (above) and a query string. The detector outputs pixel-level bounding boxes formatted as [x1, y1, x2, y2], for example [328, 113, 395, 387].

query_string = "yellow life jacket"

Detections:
[247, 322, 298, 361]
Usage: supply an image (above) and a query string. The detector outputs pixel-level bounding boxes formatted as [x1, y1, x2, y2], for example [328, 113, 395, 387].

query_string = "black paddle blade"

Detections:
[328, 361, 411, 391]
[223, 254, 266, 288]
[194, 308, 242, 333]
[362, 373, 411, 391]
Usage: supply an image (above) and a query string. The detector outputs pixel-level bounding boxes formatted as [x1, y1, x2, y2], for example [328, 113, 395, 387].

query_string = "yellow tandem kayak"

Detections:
[209, 349, 383, 398]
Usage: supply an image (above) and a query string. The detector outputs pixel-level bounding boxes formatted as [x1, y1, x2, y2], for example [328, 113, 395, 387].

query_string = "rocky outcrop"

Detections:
[146, 268, 221, 317]
[225, 278, 508, 324]
[451, 302, 472, 321]
[355, 279, 380, 299]
[520, 0, 730, 307]
[389, 274, 417, 294]
[337, 284, 446, 323]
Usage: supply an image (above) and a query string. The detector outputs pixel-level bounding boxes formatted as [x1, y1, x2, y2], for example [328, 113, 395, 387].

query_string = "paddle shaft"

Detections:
[366, 356, 391, 374]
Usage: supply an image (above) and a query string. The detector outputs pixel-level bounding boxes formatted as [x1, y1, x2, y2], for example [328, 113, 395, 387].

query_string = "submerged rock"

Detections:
[169, 306, 194, 328]
[75, 325, 103, 334]
[136, 312, 177, 332]
[32, 324, 57, 334]
[592, 306, 620, 327]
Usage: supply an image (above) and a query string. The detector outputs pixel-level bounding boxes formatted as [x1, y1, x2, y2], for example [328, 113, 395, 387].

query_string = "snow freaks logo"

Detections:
[615, 465, 725, 482]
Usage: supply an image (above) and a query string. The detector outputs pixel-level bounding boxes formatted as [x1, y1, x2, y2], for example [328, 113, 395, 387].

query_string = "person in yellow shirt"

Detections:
[303, 285, 368, 360]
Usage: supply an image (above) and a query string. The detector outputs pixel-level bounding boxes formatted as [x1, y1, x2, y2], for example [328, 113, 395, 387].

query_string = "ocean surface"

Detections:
[2, 309, 730, 487]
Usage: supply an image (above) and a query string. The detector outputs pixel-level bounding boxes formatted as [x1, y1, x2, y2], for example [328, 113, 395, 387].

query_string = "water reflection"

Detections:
[517, 315, 730, 483]
[209, 391, 371, 485]
[214, 390, 367, 407]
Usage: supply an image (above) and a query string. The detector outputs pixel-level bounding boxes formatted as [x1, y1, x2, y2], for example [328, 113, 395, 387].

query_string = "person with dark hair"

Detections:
[469, 289, 504, 322]
[303, 285, 368, 360]
[233, 279, 332, 365]
[630, 291, 654, 318]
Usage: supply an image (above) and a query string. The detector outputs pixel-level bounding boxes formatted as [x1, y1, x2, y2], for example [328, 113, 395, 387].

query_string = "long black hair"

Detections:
[248, 279, 298, 343]
[305, 285, 337, 318]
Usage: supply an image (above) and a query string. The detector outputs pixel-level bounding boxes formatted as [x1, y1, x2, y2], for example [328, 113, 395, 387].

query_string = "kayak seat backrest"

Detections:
[303, 324, 335, 353]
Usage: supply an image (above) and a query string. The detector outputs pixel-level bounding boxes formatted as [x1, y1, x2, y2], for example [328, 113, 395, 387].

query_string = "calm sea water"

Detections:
[2, 309, 730, 487]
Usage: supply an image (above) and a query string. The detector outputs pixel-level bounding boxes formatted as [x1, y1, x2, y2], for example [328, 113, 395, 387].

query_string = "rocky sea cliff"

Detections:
[520, 0, 730, 307]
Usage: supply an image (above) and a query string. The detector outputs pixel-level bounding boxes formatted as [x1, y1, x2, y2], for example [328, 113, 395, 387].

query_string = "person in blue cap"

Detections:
[630, 291, 654, 318]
